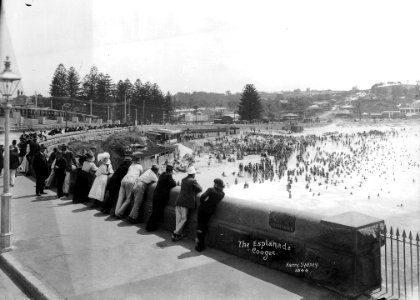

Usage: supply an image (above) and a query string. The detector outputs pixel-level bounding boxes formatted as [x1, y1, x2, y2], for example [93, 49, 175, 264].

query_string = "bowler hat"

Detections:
[214, 178, 225, 188]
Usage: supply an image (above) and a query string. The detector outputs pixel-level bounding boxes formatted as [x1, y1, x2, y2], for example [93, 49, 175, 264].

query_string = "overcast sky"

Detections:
[1, 0, 420, 96]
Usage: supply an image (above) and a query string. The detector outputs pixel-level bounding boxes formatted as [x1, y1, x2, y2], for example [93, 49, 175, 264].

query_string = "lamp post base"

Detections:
[0, 192, 13, 251]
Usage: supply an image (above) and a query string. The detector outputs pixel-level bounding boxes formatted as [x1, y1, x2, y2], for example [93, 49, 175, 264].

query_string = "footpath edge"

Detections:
[0, 252, 63, 300]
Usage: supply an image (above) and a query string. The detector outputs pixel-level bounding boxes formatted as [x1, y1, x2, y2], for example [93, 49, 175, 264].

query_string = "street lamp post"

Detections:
[0, 57, 21, 251]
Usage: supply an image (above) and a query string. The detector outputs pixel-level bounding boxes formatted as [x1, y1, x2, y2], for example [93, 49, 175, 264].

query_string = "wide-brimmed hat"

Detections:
[40, 144, 47, 150]
[214, 178, 225, 188]
[132, 152, 142, 161]
[97, 152, 110, 162]
[187, 166, 197, 175]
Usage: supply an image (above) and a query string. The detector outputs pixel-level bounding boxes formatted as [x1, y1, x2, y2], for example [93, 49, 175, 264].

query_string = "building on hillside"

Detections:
[313, 101, 330, 108]
[214, 116, 233, 124]
[334, 110, 353, 118]
[281, 113, 299, 121]
[305, 104, 322, 117]
[381, 111, 404, 119]
[398, 100, 420, 118]
[145, 129, 184, 145]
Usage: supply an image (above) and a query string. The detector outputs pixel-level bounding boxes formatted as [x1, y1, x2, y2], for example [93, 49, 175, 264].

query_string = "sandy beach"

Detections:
[173, 119, 420, 233]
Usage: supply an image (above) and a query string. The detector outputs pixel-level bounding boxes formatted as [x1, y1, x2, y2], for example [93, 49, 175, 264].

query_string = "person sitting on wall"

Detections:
[195, 178, 225, 252]
[145, 164, 177, 232]
[123, 164, 160, 224]
[172, 166, 202, 242]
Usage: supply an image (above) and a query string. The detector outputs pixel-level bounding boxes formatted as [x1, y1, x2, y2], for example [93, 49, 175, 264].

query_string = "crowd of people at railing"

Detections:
[9, 135, 225, 253]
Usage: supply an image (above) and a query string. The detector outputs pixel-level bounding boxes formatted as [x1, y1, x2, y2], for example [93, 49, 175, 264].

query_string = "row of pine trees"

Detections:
[49, 63, 264, 122]
[49, 64, 172, 123]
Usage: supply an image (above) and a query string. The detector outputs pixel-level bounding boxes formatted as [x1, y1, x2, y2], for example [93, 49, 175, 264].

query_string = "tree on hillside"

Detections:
[49, 63, 68, 97]
[66, 66, 81, 98]
[238, 84, 263, 121]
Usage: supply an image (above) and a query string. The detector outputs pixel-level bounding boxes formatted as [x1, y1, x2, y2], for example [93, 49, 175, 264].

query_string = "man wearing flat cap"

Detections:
[146, 164, 177, 231]
[32, 145, 49, 196]
[195, 178, 225, 252]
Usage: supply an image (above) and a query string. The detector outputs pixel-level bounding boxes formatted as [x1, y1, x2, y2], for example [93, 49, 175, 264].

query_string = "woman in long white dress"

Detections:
[88, 152, 114, 207]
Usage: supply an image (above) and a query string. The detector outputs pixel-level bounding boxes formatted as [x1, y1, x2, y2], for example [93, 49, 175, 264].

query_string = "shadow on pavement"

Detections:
[72, 207, 91, 213]
[56, 201, 74, 207]
[13, 195, 38, 200]
[178, 250, 201, 259]
[32, 195, 58, 202]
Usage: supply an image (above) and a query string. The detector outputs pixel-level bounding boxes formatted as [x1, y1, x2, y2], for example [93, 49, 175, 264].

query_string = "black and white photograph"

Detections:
[0, 0, 419, 299]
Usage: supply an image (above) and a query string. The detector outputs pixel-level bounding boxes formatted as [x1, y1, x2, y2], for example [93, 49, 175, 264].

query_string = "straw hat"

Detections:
[97, 152, 110, 162]
[187, 166, 197, 175]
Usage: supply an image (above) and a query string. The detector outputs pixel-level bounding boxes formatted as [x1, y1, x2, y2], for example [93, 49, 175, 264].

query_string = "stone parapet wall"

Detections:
[42, 128, 131, 151]
[136, 184, 383, 299]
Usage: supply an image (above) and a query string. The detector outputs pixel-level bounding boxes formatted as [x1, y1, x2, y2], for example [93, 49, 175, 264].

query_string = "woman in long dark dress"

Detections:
[101, 156, 132, 215]
[73, 153, 97, 203]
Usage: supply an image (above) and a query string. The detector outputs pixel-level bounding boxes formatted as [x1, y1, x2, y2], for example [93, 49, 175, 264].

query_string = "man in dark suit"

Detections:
[27, 136, 40, 176]
[9, 146, 20, 187]
[54, 151, 67, 198]
[146, 164, 177, 232]
[32, 145, 49, 196]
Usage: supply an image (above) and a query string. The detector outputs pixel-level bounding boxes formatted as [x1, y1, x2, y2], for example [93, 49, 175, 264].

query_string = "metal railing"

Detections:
[371, 226, 419, 299]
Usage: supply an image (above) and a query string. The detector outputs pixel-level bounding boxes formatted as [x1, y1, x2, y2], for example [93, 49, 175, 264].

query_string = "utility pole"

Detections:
[128, 98, 131, 122]
[90, 99, 93, 116]
[135, 108, 138, 125]
[124, 94, 127, 123]
[142, 99, 145, 124]
[194, 105, 198, 124]
[107, 105, 110, 123]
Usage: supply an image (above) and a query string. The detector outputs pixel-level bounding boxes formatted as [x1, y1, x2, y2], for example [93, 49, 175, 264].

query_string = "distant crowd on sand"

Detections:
[14, 135, 225, 253]
[207, 128, 418, 200]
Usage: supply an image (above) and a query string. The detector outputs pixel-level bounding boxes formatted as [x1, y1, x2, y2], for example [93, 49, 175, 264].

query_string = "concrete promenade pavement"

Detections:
[0, 174, 356, 300]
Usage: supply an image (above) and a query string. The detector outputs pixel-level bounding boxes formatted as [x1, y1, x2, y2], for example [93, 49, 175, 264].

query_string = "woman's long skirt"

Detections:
[73, 170, 93, 203]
